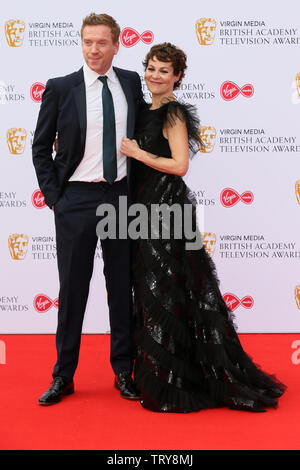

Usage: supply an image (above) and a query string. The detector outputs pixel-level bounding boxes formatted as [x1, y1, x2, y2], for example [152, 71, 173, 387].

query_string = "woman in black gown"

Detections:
[121, 43, 286, 413]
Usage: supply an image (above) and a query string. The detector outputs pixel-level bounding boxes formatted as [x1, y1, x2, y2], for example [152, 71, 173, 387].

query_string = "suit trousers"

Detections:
[52, 177, 132, 381]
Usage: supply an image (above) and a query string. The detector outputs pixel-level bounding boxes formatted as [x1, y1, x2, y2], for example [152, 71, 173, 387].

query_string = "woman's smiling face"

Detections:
[145, 56, 181, 98]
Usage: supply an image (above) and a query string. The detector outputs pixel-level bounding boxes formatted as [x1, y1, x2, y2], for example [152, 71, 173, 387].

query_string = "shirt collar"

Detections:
[83, 62, 116, 87]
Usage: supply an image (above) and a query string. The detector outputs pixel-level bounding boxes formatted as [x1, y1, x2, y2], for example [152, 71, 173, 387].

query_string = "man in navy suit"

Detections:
[33, 13, 144, 405]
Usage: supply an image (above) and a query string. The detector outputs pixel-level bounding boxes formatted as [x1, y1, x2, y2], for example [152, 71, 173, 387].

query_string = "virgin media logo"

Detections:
[33, 294, 58, 313]
[120, 27, 154, 47]
[30, 82, 45, 102]
[223, 293, 254, 311]
[220, 81, 254, 100]
[31, 189, 46, 209]
[220, 188, 254, 207]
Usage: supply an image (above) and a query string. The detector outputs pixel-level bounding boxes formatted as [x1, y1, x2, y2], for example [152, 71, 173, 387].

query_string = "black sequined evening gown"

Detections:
[131, 101, 286, 413]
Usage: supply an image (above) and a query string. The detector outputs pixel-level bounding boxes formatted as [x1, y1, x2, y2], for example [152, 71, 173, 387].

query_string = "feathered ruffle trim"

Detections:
[137, 99, 204, 157]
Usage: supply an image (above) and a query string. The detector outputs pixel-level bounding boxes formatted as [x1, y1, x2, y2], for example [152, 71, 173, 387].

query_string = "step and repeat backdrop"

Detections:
[0, 0, 299, 333]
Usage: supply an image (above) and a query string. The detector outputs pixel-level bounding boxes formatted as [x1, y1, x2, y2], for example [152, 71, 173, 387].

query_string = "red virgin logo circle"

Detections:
[223, 293, 254, 311]
[33, 294, 58, 313]
[32, 189, 46, 209]
[220, 188, 254, 207]
[120, 27, 154, 47]
[220, 81, 254, 100]
[30, 82, 45, 102]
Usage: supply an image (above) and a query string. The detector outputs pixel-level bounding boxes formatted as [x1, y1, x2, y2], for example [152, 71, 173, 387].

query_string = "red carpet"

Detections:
[0, 334, 298, 450]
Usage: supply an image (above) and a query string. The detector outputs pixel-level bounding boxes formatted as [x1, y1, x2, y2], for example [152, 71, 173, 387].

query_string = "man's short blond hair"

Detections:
[81, 13, 120, 43]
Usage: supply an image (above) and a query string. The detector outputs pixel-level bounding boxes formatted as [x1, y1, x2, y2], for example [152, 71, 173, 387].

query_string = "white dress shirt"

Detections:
[69, 62, 128, 182]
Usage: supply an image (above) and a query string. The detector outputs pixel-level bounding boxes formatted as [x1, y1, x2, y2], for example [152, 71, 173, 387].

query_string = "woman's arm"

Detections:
[121, 115, 189, 177]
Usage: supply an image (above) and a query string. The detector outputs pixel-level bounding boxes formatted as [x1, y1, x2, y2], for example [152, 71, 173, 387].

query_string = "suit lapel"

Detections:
[73, 68, 87, 155]
[113, 67, 135, 138]
[113, 67, 136, 188]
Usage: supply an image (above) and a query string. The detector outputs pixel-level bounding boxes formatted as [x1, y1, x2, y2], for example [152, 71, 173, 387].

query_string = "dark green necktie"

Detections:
[98, 76, 117, 184]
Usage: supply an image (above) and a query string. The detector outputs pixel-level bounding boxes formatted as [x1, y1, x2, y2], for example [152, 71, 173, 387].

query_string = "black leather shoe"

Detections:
[114, 372, 140, 400]
[38, 377, 74, 405]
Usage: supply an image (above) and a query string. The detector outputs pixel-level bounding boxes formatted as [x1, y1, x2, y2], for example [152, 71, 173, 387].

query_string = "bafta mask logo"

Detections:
[199, 126, 217, 153]
[295, 286, 300, 310]
[6, 128, 27, 155]
[5, 20, 26, 47]
[203, 232, 216, 256]
[8, 233, 29, 260]
[195, 18, 217, 45]
[295, 180, 300, 205]
[296, 74, 300, 98]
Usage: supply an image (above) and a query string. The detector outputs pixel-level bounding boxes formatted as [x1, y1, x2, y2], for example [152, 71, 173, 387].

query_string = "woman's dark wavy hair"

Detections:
[143, 42, 187, 89]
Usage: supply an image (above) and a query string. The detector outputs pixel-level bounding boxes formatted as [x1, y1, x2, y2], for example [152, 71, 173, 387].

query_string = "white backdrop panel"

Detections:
[0, 0, 299, 333]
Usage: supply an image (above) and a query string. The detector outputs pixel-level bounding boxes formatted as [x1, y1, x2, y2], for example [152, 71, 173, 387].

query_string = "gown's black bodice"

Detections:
[131, 101, 286, 413]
